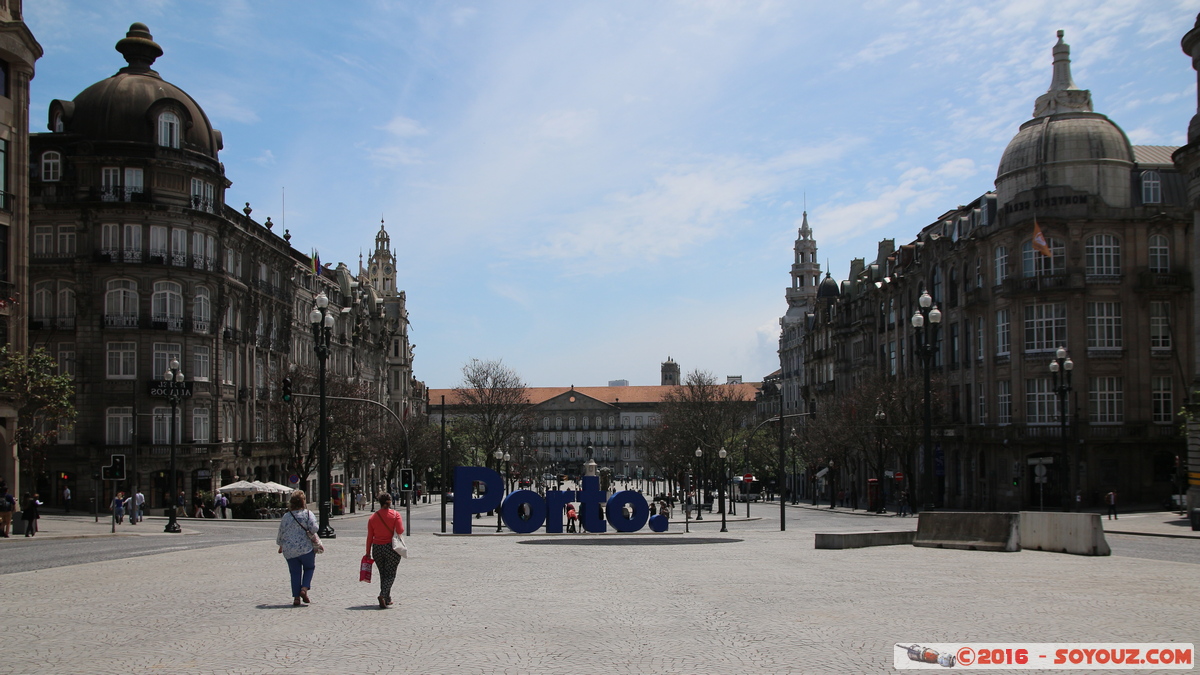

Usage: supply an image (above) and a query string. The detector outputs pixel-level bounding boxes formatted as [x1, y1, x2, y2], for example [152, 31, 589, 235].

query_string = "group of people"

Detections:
[110, 491, 145, 524]
[275, 490, 406, 609]
[0, 483, 39, 537]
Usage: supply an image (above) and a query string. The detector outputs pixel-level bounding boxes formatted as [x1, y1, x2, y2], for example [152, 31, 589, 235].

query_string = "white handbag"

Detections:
[392, 531, 408, 559]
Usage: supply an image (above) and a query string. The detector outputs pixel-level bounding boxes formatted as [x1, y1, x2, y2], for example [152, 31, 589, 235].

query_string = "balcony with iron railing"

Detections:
[1136, 270, 1192, 292]
[104, 312, 139, 328]
[150, 314, 184, 332]
[997, 273, 1075, 296]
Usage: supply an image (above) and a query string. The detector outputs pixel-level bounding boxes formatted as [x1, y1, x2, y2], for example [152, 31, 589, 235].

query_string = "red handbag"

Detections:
[359, 555, 374, 582]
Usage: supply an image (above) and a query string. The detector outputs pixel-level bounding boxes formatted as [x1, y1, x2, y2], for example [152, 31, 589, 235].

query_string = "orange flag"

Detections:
[1032, 219, 1052, 258]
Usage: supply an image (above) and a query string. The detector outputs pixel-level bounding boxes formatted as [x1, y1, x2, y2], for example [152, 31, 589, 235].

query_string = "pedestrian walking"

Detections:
[22, 492, 41, 536]
[216, 492, 228, 519]
[1105, 491, 1118, 520]
[112, 492, 125, 524]
[63, 485, 72, 513]
[897, 490, 909, 517]
[134, 490, 145, 523]
[276, 490, 318, 607]
[566, 505, 578, 533]
[122, 494, 133, 524]
[0, 487, 15, 537]
[366, 492, 405, 609]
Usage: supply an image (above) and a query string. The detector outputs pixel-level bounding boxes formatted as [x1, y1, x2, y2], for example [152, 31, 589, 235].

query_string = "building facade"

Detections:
[792, 31, 1192, 510]
[25, 24, 416, 508]
[0, 0, 41, 495]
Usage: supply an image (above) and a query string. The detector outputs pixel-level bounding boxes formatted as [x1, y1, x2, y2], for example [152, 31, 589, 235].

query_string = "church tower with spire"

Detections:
[366, 219, 398, 297]
[778, 212, 821, 416]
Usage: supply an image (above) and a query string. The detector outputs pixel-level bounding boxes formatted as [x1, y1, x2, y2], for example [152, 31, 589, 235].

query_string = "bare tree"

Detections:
[453, 359, 532, 463]
[651, 370, 756, 496]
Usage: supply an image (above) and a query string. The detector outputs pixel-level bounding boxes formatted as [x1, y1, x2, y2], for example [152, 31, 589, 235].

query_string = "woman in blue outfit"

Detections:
[276, 490, 318, 606]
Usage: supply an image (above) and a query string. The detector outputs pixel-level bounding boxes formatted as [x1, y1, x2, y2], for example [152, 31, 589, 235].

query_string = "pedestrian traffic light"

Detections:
[281, 377, 292, 403]
[102, 454, 126, 481]
[1012, 477, 1019, 487]
[400, 468, 414, 492]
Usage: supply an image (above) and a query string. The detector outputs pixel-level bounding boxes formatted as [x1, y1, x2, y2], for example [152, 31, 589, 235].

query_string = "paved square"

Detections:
[1, 506, 1197, 674]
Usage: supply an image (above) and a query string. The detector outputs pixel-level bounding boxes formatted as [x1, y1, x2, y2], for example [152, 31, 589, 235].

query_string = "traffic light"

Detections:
[281, 377, 292, 403]
[399, 468, 414, 492]
[102, 454, 126, 481]
[1012, 477, 1020, 487]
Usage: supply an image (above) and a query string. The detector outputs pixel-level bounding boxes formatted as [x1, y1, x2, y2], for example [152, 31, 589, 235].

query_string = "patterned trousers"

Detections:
[372, 543, 401, 600]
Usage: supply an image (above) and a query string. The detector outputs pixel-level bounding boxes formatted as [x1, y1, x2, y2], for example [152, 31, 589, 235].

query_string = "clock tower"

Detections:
[366, 219, 398, 296]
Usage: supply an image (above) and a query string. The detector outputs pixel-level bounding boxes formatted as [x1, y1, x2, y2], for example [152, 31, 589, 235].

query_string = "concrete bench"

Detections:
[913, 511, 1020, 552]
[815, 530, 916, 549]
[1019, 511, 1110, 556]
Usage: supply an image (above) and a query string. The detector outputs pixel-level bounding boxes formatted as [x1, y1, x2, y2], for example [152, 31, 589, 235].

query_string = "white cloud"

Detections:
[198, 90, 260, 125]
[367, 145, 424, 167]
[251, 149, 276, 166]
[381, 116, 429, 138]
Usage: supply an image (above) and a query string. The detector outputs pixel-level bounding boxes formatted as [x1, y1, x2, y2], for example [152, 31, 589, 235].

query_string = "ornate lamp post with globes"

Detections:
[1049, 347, 1074, 511]
[494, 447, 506, 532]
[163, 358, 186, 533]
[694, 447, 703, 521]
[911, 288, 942, 513]
[310, 292, 336, 539]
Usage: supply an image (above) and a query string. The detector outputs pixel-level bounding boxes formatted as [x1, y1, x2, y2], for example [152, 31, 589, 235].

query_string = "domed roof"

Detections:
[51, 23, 222, 159]
[995, 31, 1133, 206]
[816, 272, 840, 300]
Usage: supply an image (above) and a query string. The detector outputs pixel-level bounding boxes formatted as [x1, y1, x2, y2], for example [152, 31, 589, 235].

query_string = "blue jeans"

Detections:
[286, 550, 316, 598]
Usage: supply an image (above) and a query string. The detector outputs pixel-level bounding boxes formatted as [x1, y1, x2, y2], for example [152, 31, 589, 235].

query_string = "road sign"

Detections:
[894, 472, 904, 480]
[288, 474, 300, 485]
[815, 467, 829, 479]
[349, 478, 359, 486]
[1028, 457, 1054, 465]
[743, 474, 755, 482]
[1034, 465, 1047, 477]
[148, 381, 194, 398]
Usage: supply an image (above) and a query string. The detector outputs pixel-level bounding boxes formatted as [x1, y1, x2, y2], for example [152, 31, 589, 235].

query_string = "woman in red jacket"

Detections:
[366, 492, 405, 608]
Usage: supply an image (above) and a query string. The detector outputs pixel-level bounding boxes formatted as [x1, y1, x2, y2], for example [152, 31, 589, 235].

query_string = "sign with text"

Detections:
[148, 381, 194, 398]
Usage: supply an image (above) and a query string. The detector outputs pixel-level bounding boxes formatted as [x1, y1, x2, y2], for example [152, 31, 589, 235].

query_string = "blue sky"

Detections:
[27, 0, 1200, 388]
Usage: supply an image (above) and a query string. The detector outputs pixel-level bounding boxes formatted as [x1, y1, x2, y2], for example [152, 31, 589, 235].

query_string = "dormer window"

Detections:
[53, 113, 64, 133]
[158, 111, 180, 148]
[1142, 170, 1162, 204]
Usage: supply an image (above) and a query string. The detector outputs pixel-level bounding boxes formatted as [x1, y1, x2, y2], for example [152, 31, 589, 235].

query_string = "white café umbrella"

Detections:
[262, 481, 294, 494]
[217, 480, 263, 494]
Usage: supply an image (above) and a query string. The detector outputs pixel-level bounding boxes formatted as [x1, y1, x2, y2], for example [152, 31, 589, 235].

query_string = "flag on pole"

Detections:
[311, 249, 321, 276]
[1032, 220, 1052, 258]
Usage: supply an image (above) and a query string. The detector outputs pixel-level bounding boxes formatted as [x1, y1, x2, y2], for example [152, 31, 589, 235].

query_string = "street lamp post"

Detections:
[911, 288, 942, 513]
[743, 442, 751, 519]
[790, 430, 799, 505]
[694, 447, 704, 521]
[494, 447, 505, 533]
[309, 292, 337, 539]
[718, 447, 728, 532]
[163, 358, 185, 534]
[1049, 347, 1074, 511]
[369, 462, 376, 511]
[874, 407, 886, 513]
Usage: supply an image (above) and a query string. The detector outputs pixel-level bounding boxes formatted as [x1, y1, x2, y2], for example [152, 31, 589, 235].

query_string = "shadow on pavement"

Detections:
[519, 537, 742, 546]
[255, 603, 309, 610]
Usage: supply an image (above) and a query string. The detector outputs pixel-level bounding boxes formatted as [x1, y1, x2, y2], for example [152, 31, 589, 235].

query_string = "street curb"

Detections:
[1103, 529, 1200, 540]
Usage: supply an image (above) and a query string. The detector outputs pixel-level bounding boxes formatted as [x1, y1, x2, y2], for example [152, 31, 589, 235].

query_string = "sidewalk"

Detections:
[780, 500, 1200, 539]
[0, 502, 404, 541]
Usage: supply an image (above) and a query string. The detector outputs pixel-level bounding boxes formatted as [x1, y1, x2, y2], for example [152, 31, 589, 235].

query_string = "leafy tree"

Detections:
[0, 346, 76, 487]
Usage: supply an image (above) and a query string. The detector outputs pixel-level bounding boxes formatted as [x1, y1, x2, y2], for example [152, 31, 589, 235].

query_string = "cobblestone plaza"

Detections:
[1, 504, 1197, 674]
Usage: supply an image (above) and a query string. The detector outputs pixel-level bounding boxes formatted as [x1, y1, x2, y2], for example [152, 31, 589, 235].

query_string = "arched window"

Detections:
[1142, 170, 1162, 204]
[1021, 238, 1065, 277]
[152, 280, 183, 330]
[41, 151, 61, 182]
[1149, 234, 1170, 273]
[193, 286, 211, 333]
[1085, 234, 1121, 277]
[52, 112, 64, 133]
[542, 416, 549, 430]
[57, 287, 76, 328]
[158, 111, 180, 148]
[104, 279, 139, 327]
[32, 281, 53, 321]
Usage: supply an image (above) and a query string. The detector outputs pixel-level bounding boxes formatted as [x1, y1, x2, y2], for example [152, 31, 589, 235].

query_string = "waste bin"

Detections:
[1191, 508, 1200, 531]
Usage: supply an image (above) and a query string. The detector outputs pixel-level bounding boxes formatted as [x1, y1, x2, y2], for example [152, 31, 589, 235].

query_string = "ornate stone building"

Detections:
[793, 31, 1192, 510]
[25, 24, 415, 508]
[0, 0, 40, 494]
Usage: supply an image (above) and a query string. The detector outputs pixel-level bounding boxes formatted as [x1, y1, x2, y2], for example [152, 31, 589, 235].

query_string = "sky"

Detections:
[26, 0, 1200, 389]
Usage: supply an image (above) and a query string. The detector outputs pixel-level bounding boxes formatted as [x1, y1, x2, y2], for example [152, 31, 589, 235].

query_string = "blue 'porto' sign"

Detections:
[452, 467, 668, 534]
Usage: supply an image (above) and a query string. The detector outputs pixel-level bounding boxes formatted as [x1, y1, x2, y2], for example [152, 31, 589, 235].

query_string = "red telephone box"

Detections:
[867, 478, 882, 513]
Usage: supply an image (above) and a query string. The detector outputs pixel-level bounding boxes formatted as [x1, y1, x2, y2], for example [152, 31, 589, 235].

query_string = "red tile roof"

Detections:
[427, 383, 761, 407]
